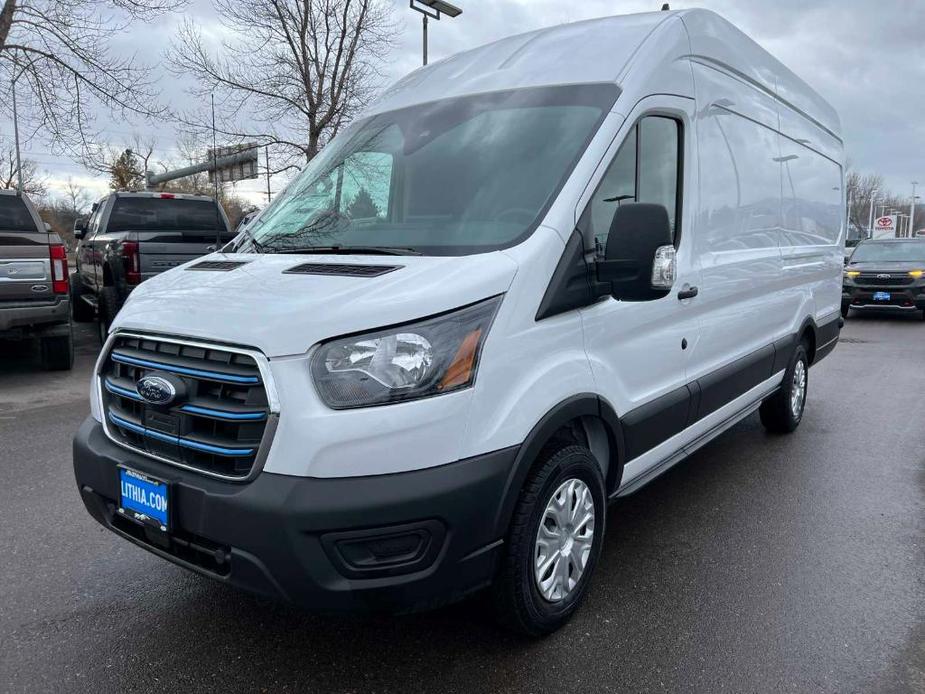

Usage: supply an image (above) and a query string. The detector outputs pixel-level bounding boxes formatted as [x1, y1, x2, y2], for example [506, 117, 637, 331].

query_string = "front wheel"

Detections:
[492, 444, 606, 636]
[760, 341, 809, 433]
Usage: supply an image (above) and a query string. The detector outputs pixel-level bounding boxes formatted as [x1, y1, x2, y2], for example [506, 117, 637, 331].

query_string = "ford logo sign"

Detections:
[136, 375, 178, 406]
[877, 274, 891, 279]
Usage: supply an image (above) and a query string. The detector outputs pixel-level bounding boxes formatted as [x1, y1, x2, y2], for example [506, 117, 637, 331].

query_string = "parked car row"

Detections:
[0, 189, 232, 370]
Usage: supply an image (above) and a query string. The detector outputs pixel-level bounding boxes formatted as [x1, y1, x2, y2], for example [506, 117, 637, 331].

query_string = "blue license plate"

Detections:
[118, 467, 169, 531]
[873, 291, 891, 301]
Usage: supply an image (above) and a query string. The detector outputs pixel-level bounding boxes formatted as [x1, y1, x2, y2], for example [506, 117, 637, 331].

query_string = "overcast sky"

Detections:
[5, 0, 924, 205]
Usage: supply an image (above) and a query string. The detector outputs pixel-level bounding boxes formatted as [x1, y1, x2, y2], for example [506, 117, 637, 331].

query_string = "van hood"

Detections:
[113, 252, 519, 357]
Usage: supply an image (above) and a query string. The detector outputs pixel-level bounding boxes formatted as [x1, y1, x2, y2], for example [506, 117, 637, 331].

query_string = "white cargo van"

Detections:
[74, 9, 844, 635]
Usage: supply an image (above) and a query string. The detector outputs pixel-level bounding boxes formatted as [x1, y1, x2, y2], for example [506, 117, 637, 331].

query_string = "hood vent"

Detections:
[283, 263, 402, 278]
[188, 260, 250, 272]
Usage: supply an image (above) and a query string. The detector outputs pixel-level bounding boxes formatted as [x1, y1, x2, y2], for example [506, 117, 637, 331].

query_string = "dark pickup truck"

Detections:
[0, 189, 73, 370]
[71, 192, 234, 342]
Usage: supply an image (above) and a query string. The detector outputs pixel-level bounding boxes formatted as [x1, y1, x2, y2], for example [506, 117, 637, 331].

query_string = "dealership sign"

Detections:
[872, 215, 897, 238]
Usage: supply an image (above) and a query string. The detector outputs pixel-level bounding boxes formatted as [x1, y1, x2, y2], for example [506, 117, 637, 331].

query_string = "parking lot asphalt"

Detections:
[1, 315, 923, 693]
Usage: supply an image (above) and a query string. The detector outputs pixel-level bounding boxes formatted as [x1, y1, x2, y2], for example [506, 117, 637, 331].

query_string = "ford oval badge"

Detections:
[136, 375, 177, 406]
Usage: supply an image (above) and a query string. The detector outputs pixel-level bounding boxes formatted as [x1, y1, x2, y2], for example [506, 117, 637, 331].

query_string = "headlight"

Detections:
[311, 296, 502, 409]
[909, 270, 924, 279]
[844, 271, 860, 280]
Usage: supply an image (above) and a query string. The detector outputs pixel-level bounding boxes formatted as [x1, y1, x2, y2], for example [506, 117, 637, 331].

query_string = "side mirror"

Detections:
[595, 203, 675, 301]
[73, 218, 87, 239]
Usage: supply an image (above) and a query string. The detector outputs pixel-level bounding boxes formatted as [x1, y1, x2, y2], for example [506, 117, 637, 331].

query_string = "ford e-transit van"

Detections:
[73, 9, 844, 635]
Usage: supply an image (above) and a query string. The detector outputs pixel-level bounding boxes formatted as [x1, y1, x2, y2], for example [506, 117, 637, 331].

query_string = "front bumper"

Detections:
[73, 417, 517, 613]
[842, 284, 925, 311]
[0, 298, 69, 335]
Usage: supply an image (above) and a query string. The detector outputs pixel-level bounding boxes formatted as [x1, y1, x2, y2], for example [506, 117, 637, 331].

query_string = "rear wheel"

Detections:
[70, 272, 95, 323]
[492, 444, 605, 636]
[760, 341, 809, 433]
[97, 285, 121, 345]
[841, 303, 850, 319]
[41, 329, 74, 371]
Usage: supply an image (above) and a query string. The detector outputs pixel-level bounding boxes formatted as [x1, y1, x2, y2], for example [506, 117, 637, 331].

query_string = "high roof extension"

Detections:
[370, 9, 839, 140]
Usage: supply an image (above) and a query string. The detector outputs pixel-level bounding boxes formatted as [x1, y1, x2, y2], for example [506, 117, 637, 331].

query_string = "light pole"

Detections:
[911, 181, 919, 236]
[867, 194, 877, 238]
[11, 71, 24, 192]
[410, 0, 462, 66]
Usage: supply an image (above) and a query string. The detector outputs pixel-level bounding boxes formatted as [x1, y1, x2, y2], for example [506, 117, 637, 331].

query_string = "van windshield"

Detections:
[243, 84, 617, 255]
[0, 196, 39, 232]
[850, 241, 925, 263]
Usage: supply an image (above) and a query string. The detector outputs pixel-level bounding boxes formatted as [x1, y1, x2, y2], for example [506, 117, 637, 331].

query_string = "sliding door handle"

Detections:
[677, 285, 699, 300]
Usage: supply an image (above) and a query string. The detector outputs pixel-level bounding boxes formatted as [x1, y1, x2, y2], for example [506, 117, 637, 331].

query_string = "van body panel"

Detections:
[114, 250, 519, 359]
[461, 227, 598, 462]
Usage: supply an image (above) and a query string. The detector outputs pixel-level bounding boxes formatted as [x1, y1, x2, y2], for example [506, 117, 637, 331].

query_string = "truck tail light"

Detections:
[49, 244, 69, 295]
[122, 241, 141, 285]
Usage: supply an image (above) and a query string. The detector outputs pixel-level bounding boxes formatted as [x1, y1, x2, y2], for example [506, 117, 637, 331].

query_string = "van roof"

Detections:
[369, 9, 839, 138]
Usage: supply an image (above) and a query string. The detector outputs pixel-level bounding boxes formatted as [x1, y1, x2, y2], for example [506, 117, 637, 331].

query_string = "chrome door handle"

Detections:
[677, 285, 699, 300]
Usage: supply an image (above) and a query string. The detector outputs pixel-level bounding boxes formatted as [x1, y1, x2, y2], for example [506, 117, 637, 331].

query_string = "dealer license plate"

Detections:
[118, 467, 169, 532]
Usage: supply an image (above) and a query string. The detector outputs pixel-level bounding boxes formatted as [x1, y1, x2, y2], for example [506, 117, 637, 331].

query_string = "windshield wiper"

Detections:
[235, 224, 264, 254]
[267, 244, 422, 256]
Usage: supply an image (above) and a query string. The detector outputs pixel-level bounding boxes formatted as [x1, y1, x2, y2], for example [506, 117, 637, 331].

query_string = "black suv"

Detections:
[71, 192, 234, 342]
[842, 238, 925, 319]
[0, 189, 74, 370]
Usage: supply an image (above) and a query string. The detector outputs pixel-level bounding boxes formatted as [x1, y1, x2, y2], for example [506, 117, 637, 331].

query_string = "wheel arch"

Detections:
[491, 394, 625, 540]
[797, 316, 818, 364]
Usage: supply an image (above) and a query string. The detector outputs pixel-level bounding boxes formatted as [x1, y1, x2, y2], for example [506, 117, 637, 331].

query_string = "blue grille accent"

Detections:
[108, 412, 255, 458]
[106, 379, 265, 421]
[110, 352, 260, 384]
[179, 405, 267, 421]
[104, 380, 143, 401]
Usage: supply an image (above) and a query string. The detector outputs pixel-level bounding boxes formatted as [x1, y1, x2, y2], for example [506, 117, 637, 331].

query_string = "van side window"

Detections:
[580, 116, 680, 255]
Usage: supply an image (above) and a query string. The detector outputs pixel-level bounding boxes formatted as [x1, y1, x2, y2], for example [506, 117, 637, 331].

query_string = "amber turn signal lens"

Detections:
[909, 270, 924, 279]
[439, 329, 482, 391]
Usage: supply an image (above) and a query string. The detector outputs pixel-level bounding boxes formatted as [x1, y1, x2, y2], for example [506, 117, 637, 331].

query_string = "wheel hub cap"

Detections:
[791, 359, 807, 418]
[534, 478, 595, 602]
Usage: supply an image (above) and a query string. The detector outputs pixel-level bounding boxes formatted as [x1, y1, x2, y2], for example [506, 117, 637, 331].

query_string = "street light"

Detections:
[911, 181, 919, 237]
[410, 0, 462, 66]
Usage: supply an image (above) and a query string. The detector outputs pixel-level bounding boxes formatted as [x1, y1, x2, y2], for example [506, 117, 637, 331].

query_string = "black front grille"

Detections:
[100, 334, 271, 479]
[855, 274, 913, 287]
[187, 260, 250, 271]
[283, 262, 401, 278]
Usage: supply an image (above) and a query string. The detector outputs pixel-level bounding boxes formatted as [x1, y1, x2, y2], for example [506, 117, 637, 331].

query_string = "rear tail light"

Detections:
[122, 241, 141, 285]
[49, 244, 69, 295]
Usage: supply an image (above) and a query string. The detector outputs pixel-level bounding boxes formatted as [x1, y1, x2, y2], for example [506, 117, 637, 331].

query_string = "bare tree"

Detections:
[846, 169, 884, 230]
[60, 177, 93, 216]
[0, 0, 185, 155]
[83, 135, 156, 190]
[168, 0, 397, 172]
[0, 139, 46, 196]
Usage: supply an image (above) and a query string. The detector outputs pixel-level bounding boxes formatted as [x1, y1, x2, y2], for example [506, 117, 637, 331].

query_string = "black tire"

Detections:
[41, 329, 74, 371]
[840, 303, 850, 319]
[760, 341, 809, 433]
[492, 444, 606, 637]
[97, 285, 121, 345]
[70, 272, 95, 323]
